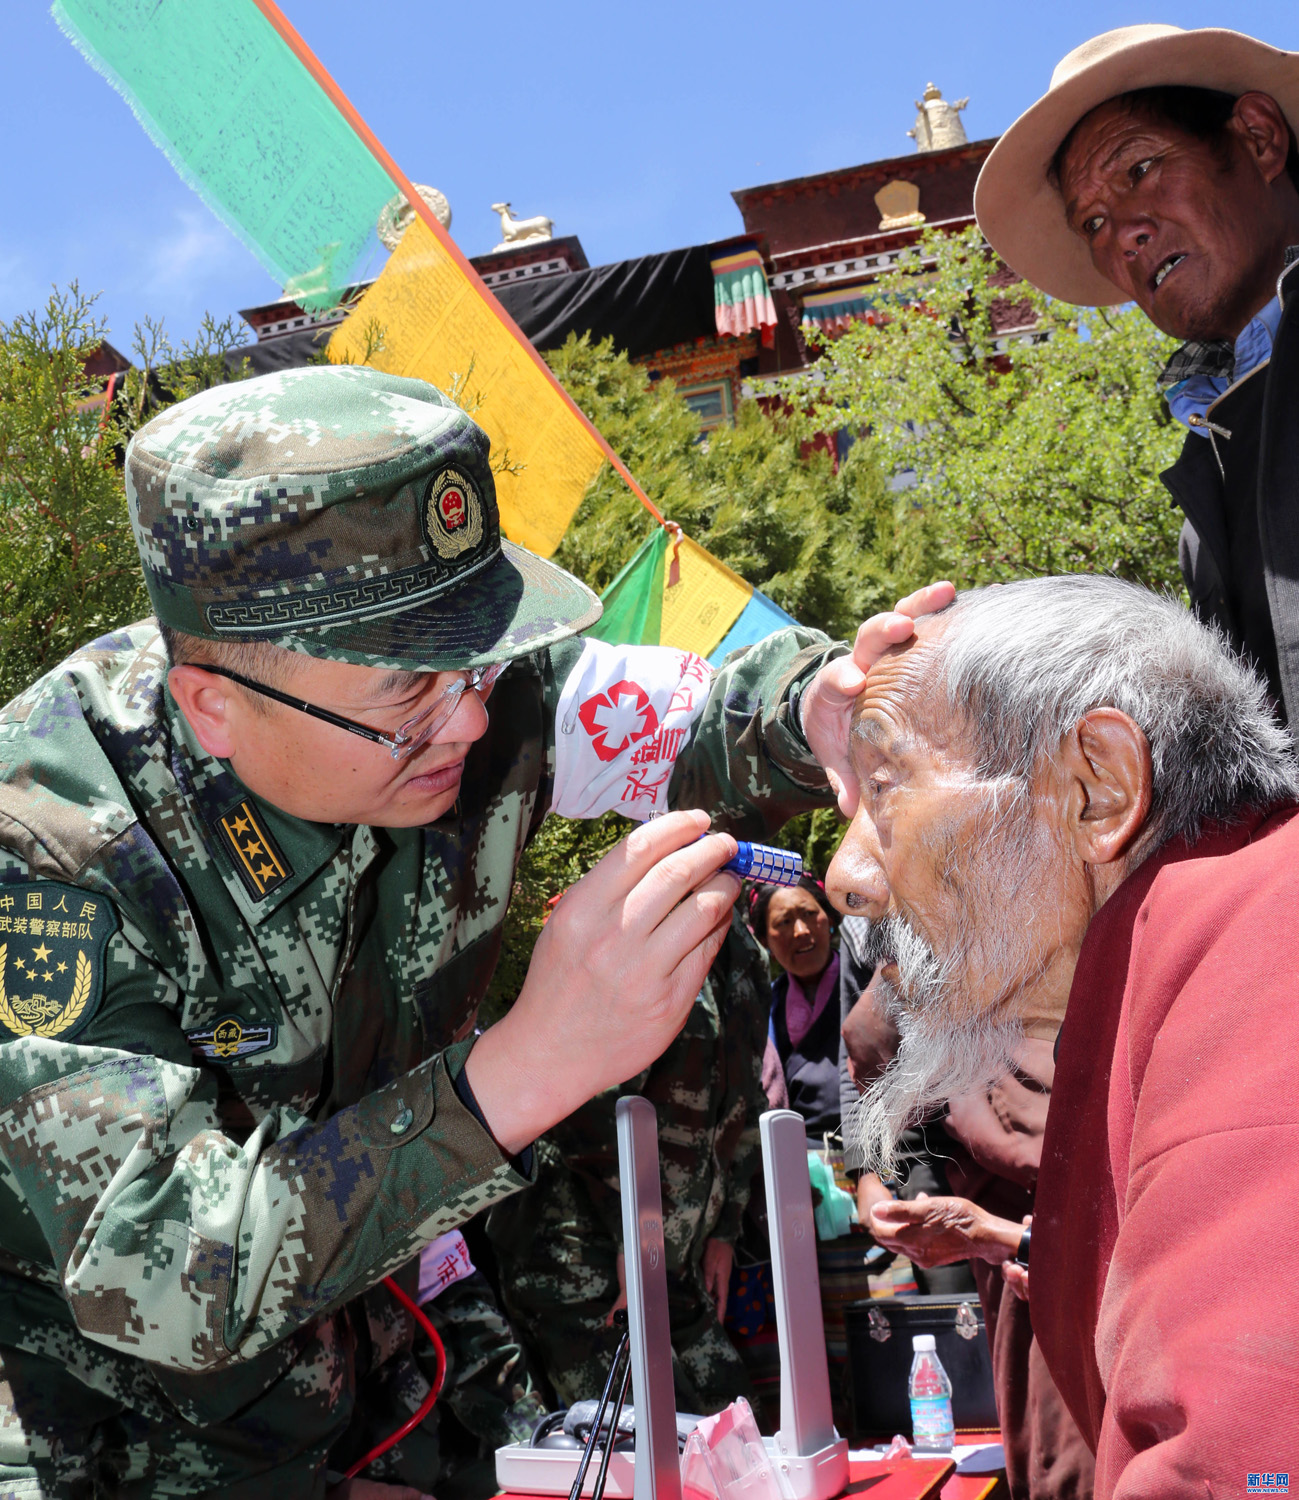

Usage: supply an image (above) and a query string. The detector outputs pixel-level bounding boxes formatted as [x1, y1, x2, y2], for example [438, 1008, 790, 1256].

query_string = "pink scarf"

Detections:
[784, 950, 839, 1049]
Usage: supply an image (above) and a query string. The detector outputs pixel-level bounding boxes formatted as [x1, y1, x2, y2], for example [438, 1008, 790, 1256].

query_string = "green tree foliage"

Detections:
[790, 224, 1186, 591]
[489, 336, 878, 1006]
[0, 285, 147, 702]
[547, 333, 907, 639]
[120, 310, 252, 445]
[0, 285, 248, 703]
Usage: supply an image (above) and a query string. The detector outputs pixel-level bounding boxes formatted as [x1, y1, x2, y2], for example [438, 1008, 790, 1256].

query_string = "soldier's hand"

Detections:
[801, 583, 955, 817]
[701, 1238, 734, 1323]
[464, 810, 739, 1155]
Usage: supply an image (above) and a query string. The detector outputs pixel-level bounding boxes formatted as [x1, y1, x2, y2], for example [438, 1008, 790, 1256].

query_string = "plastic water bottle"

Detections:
[908, 1334, 955, 1453]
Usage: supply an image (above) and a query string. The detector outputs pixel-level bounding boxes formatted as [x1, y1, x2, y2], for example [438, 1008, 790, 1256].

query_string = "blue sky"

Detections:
[4, 2, 1299, 355]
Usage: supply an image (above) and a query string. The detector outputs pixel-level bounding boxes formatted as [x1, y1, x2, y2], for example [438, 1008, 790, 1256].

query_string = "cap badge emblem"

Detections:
[424, 468, 484, 560]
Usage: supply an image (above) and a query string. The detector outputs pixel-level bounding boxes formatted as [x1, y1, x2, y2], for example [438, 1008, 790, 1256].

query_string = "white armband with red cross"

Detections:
[551, 640, 714, 821]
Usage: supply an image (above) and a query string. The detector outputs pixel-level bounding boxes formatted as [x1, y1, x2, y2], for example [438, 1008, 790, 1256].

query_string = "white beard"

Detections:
[843, 780, 1057, 1179]
[846, 958, 1025, 1179]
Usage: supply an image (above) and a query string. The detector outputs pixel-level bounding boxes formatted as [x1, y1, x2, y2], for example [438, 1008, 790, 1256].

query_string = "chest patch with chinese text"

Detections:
[0, 882, 117, 1043]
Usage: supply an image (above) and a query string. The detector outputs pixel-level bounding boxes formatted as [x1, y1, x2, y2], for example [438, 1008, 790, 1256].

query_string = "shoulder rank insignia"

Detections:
[0, 881, 118, 1043]
[186, 1015, 277, 1060]
[215, 799, 292, 901]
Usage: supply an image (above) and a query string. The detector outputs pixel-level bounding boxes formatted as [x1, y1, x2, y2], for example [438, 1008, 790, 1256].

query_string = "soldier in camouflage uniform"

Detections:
[488, 910, 771, 1420]
[0, 364, 864, 1498]
[330, 1264, 545, 1498]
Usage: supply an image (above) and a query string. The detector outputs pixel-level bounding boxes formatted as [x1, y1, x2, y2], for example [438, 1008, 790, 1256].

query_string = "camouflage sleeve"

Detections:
[710, 921, 773, 1245]
[669, 628, 843, 837]
[0, 914, 531, 1374]
[542, 1083, 634, 1248]
[538, 628, 843, 833]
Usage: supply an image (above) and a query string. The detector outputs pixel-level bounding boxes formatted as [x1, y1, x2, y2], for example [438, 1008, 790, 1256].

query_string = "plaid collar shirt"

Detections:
[1158, 246, 1299, 390]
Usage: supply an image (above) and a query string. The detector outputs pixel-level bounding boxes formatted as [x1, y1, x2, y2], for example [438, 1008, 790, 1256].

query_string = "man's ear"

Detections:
[1231, 92, 1295, 188]
[1059, 707, 1152, 867]
[168, 666, 238, 760]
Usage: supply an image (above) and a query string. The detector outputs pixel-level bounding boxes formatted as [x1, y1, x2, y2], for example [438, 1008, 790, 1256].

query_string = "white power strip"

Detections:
[494, 1443, 637, 1498]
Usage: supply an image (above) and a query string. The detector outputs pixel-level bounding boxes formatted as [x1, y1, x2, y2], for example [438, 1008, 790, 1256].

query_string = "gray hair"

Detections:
[927, 575, 1299, 852]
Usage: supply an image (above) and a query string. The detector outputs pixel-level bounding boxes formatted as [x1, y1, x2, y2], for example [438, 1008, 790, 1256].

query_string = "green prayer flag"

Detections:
[587, 529, 667, 646]
[53, 0, 396, 308]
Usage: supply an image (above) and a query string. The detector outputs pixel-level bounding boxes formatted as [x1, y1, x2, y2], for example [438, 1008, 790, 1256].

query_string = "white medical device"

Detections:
[494, 1103, 850, 1500]
[758, 1109, 851, 1500]
[494, 1096, 676, 1498]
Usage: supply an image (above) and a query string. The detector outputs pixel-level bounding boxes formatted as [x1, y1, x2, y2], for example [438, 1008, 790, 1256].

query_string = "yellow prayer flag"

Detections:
[658, 536, 754, 658]
[329, 218, 606, 557]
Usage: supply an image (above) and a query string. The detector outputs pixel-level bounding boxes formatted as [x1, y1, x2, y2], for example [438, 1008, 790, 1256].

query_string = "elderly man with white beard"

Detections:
[823, 574, 1299, 1498]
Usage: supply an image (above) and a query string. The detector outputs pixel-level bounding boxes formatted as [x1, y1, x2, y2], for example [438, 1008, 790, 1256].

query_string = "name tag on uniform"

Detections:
[186, 1014, 277, 1060]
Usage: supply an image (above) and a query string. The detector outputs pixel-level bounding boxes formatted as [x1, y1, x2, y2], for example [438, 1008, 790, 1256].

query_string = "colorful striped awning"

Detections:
[712, 245, 778, 347]
[800, 281, 879, 335]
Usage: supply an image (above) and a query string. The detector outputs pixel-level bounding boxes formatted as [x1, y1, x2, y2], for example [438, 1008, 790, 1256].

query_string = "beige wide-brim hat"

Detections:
[974, 25, 1299, 307]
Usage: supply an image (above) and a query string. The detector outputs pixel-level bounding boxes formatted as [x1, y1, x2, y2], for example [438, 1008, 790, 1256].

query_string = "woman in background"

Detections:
[752, 876, 841, 1142]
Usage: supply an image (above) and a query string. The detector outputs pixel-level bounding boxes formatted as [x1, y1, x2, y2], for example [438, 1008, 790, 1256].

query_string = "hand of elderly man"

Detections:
[464, 810, 740, 1156]
[868, 1191, 1023, 1270]
[841, 973, 901, 1089]
[802, 582, 955, 817]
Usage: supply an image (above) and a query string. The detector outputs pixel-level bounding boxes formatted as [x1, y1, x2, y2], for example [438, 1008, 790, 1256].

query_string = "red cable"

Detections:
[344, 1274, 448, 1480]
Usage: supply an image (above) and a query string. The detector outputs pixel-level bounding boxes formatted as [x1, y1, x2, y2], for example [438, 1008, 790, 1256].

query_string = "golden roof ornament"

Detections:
[908, 83, 970, 152]
[377, 184, 452, 250]
[875, 180, 926, 231]
[490, 202, 555, 252]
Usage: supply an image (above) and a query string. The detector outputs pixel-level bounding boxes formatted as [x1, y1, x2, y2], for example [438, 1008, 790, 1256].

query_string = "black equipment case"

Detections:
[844, 1294, 998, 1441]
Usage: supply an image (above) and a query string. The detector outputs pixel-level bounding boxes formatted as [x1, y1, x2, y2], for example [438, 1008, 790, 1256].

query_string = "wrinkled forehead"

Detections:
[850, 625, 952, 758]
[1057, 95, 1194, 195]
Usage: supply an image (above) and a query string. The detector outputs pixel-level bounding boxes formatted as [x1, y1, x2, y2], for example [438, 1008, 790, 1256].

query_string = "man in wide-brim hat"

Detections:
[977, 25, 1299, 735]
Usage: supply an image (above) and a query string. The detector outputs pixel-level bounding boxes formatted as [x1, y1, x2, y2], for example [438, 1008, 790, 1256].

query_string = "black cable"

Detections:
[568, 1331, 630, 1500]
[591, 1354, 633, 1500]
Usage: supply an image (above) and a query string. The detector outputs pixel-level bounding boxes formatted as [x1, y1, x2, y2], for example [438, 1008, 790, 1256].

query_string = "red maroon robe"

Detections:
[1034, 806, 1299, 1496]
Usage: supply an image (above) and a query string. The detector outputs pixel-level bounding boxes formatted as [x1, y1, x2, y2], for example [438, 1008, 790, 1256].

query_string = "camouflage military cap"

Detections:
[125, 365, 601, 670]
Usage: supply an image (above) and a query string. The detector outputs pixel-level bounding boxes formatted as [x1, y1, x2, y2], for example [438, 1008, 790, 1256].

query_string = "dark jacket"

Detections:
[771, 969, 842, 1140]
[1161, 258, 1299, 726]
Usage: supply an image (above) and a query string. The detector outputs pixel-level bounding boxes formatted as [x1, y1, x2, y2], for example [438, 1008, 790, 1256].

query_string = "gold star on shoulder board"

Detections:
[214, 800, 292, 903]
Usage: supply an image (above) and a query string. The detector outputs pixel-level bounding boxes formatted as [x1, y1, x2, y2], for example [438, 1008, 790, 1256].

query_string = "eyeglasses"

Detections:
[198, 662, 506, 760]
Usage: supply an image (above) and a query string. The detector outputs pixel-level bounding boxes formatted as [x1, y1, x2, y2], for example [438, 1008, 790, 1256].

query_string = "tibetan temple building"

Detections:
[232, 87, 1002, 433]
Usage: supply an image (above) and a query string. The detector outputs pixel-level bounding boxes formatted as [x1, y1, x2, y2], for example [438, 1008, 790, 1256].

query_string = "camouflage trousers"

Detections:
[0, 1272, 542, 1499]
[488, 1176, 757, 1422]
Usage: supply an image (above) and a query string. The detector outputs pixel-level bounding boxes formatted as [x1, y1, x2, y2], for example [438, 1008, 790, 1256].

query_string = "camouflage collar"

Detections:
[163, 687, 360, 924]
